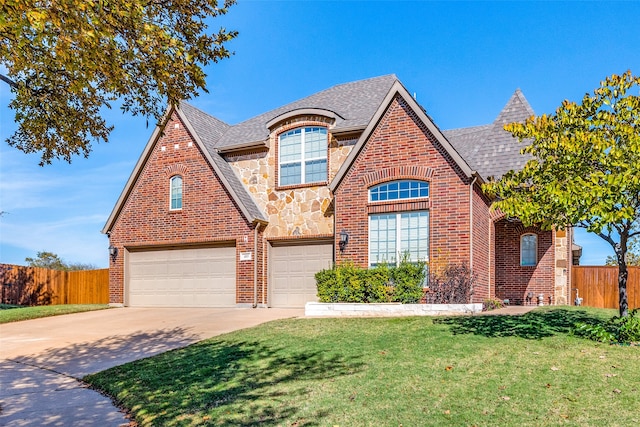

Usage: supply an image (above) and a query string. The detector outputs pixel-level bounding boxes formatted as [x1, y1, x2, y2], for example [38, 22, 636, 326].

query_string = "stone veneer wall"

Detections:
[553, 228, 570, 305]
[225, 116, 357, 239]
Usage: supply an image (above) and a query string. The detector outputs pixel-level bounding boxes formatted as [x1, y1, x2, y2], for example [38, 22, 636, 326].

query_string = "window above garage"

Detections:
[170, 175, 183, 210]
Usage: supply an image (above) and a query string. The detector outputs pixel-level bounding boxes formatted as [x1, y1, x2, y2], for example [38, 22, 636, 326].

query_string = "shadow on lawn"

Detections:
[435, 308, 606, 339]
[86, 339, 362, 427]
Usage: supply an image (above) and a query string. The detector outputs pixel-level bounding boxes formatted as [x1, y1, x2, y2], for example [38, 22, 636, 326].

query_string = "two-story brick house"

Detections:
[102, 75, 574, 308]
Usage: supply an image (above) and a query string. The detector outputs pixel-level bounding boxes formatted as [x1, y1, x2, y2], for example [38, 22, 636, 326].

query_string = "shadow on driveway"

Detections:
[10, 327, 201, 378]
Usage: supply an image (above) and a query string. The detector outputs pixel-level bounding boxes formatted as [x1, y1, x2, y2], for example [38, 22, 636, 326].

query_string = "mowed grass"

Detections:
[0, 304, 110, 323]
[85, 307, 640, 427]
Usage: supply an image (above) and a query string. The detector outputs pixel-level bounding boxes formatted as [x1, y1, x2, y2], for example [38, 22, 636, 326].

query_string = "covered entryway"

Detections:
[127, 245, 236, 307]
[269, 240, 333, 308]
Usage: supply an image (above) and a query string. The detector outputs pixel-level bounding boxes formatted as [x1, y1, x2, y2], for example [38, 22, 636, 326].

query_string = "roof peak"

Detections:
[492, 88, 535, 126]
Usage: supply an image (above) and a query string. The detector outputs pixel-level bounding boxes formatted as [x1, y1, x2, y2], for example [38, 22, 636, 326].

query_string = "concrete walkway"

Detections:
[0, 307, 303, 427]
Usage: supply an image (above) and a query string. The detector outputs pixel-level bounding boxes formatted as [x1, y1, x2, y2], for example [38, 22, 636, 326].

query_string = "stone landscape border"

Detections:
[305, 302, 483, 317]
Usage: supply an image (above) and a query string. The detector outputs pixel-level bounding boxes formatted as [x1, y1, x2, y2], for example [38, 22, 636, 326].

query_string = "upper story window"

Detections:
[279, 127, 327, 186]
[369, 180, 429, 202]
[521, 233, 537, 266]
[170, 175, 183, 210]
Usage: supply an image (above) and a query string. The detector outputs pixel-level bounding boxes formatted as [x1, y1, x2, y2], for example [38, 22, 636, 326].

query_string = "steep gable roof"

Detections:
[102, 105, 266, 234]
[330, 80, 478, 192]
[444, 89, 534, 180]
[177, 105, 267, 223]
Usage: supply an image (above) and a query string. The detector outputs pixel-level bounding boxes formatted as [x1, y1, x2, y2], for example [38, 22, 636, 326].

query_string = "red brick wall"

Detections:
[107, 111, 259, 305]
[494, 219, 555, 305]
[471, 183, 492, 302]
[334, 95, 473, 280]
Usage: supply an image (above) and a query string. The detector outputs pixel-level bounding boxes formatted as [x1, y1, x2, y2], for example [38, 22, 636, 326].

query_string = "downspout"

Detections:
[262, 238, 266, 306]
[488, 212, 492, 299]
[253, 224, 259, 308]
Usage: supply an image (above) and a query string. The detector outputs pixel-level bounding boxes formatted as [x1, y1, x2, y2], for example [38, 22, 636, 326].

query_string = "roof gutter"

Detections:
[216, 139, 268, 153]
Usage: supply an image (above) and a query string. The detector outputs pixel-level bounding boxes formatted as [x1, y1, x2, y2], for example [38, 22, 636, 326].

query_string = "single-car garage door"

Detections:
[270, 241, 333, 308]
[128, 245, 236, 307]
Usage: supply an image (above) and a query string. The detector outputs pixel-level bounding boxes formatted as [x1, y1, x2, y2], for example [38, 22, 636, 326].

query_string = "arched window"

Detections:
[368, 180, 430, 267]
[521, 233, 537, 266]
[170, 175, 183, 210]
[369, 180, 429, 202]
[278, 127, 328, 186]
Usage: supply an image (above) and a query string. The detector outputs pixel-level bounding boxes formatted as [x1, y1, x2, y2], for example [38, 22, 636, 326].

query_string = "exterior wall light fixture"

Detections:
[339, 230, 349, 252]
[108, 245, 118, 262]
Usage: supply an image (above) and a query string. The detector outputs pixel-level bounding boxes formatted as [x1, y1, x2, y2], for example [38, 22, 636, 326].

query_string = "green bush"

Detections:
[315, 259, 425, 303]
[389, 257, 426, 304]
[573, 308, 640, 345]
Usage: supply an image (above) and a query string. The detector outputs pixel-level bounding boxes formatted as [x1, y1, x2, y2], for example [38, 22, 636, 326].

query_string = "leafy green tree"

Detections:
[484, 71, 640, 317]
[25, 251, 97, 271]
[0, 0, 237, 165]
[606, 236, 640, 266]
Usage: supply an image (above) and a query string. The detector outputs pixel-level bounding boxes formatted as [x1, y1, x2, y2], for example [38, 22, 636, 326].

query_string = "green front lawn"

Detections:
[85, 307, 640, 426]
[0, 304, 110, 323]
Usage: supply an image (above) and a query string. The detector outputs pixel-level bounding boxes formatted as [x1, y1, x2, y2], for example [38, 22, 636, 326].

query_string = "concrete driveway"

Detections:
[0, 307, 303, 426]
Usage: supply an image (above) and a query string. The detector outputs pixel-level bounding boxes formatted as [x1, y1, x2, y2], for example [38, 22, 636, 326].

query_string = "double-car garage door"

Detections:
[126, 241, 333, 308]
[128, 246, 236, 307]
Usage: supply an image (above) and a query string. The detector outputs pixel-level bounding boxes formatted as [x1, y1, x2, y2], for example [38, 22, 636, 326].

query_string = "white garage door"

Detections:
[270, 241, 333, 308]
[128, 246, 236, 307]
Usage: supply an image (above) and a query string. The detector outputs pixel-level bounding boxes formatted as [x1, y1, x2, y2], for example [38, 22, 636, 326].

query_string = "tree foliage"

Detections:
[0, 0, 237, 165]
[484, 71, 640, 317]
[25, 251, 97, 271]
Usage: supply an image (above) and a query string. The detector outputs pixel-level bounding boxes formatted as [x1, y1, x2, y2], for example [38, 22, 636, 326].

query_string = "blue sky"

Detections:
[1, 0, 639, 268]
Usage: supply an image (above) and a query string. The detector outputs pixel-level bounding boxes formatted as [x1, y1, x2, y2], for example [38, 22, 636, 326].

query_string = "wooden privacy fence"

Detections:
[0, 264, 109, 305]
[572, 266, 639, 310]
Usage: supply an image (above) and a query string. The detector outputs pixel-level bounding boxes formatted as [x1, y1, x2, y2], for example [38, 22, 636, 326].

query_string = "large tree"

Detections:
[484, 71, 640, 317]
[0, 0, 237, 165]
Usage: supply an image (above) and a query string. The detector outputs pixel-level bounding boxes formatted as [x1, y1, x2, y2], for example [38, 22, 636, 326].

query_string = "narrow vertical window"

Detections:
[170, 175, 183, 210]
[521, 233, 537, 266]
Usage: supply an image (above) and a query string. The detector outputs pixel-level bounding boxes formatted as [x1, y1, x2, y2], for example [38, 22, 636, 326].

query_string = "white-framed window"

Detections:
[369, 211, 429, 266]
[170, 175, 183, 210]
[369, 180, 429, 202]
[521, 233, 537, 266]
[278, 127, 327, 186]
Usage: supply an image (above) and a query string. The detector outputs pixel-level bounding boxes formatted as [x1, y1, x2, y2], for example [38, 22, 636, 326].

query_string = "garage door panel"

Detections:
[270, 242, 333, 308]
[128, 246, 236, 307]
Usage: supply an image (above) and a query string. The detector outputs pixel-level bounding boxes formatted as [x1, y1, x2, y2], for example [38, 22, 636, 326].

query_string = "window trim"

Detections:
[520, 233, 538, 267]
[277, 126, 328, 186]
[170, 175, 183, 211]
[368, 180, 429, 203]
[368, 210, 429, 267]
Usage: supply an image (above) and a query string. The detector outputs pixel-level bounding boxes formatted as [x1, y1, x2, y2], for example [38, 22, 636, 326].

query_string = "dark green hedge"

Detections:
[315, 259, 426, 304]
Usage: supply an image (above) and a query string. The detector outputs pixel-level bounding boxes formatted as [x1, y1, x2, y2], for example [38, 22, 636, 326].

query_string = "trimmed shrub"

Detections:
[390, 257, 426, 304]
[315, 259, 425, 303]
